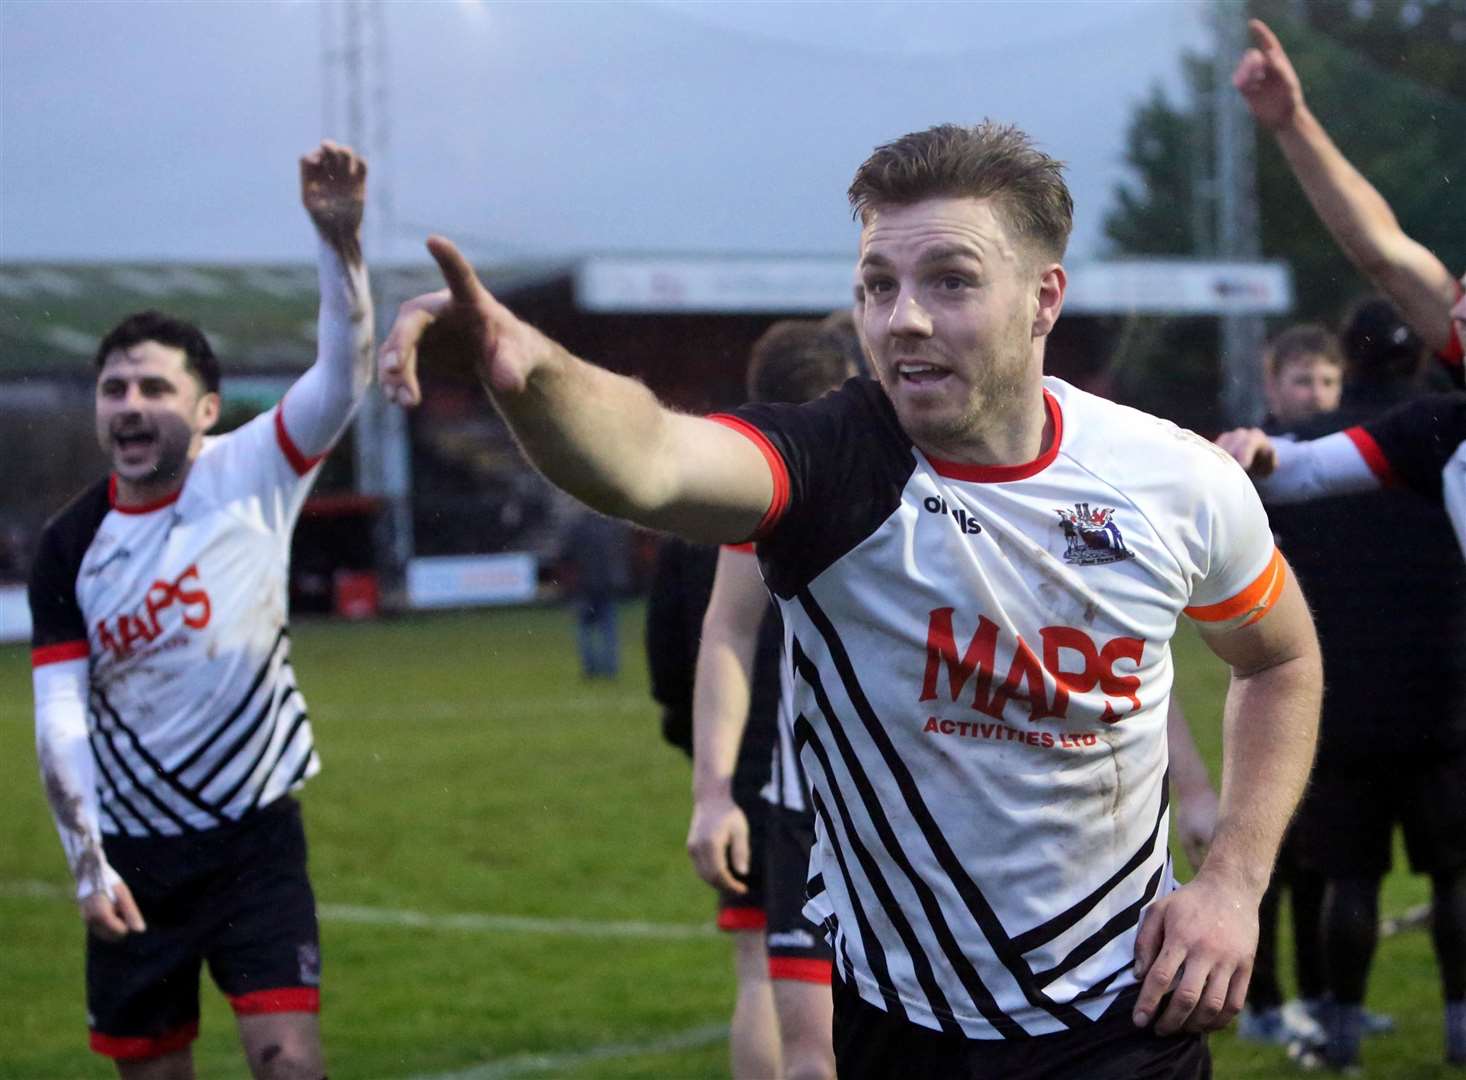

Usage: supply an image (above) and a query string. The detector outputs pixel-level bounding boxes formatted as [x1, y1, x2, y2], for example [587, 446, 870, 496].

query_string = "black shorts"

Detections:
[87, 797, 321, 1060]
[832, 977, 1210, 1080]
[717, 793, 768, 932]
[764, 805, 833, 983]
[1294, 749, 1466, 877]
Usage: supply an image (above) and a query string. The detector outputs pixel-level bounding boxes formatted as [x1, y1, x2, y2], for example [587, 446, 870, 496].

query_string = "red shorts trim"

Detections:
[229, 987, 321, 1015]
[32, 640, 89, 667]
[769, 956, 834, 985]
[717, 907, 768, 932]
[274, 401, 327, 477]
[90, 1021, 198, 1061]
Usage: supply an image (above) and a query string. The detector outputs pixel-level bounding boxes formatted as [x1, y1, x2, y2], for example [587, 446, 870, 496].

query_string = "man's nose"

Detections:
[888, 291, 932, 337]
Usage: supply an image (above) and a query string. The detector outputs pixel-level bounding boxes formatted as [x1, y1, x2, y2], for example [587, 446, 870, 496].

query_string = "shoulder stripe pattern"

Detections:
[32, 641, 89, 667]
[1343, 425, 1403, 487]
[794, 590, 1102, 1034]
[1183, 547, 1285, 627]
[275, 403, 327, 477]
[708, 414, 792, 540]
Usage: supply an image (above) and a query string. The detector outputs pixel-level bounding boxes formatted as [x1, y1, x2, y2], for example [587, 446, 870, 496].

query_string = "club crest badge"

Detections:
[1055, 502, 1134, 566]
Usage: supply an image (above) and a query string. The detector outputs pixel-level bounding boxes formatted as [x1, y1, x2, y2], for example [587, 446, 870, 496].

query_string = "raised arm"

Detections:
[378, 238, 773, 544]
[1133, 565, 1320, 1036]
[278, 141, 375, 458]
[686, 546, 769, 894]
[1234, 18, 1458, 353]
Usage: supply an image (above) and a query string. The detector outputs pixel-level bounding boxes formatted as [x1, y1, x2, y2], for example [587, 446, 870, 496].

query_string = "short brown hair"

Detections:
[1263, 324, 1343, 380]
[848, 121, 1073, 262]
[747, 320, 855, 405]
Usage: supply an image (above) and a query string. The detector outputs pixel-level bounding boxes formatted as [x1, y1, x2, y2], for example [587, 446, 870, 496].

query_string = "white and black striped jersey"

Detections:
[713, 375, 1281, 1039]
[29, 406, 328, 837]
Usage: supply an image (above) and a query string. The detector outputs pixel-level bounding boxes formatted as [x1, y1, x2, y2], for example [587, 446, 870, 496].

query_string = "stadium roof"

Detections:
[0, 261, 571, 376]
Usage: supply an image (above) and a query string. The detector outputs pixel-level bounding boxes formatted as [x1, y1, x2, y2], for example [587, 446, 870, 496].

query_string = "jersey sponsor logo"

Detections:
[95, 563, 212, 659]
[921, 716, 1100, 750]
[1055, 502, 1134, 566]
[922, 494, 983, 535]
[919, 607, 1144, 725]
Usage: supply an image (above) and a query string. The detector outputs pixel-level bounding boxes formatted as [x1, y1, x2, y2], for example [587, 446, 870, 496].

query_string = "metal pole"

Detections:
[1214, 1, 1267, 427]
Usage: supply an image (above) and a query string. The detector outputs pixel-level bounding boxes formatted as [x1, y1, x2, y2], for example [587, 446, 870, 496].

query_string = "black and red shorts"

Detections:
[87, 796, 321, 1061]
[764, 805, 833, 983]
[716, 792, 768, 932]
[832, 978, 1210, 1080]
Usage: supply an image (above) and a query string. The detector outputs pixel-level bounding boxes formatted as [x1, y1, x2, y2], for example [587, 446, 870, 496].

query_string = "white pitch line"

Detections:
[405, 1022, 728, 1080]
[0, 880, 715, 941]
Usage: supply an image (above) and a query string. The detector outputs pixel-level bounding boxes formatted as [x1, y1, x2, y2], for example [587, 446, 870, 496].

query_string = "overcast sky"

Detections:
[1, 0, 1214, 266]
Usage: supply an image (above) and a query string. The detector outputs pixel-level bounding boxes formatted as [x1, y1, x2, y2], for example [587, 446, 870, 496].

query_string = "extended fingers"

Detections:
[427, 236, 488, 305]
[114, 881, 147, 933]
[1133, 941, 1183, 1029]
[1248, 18, 1282, 56]
[378, 291, 451, 406]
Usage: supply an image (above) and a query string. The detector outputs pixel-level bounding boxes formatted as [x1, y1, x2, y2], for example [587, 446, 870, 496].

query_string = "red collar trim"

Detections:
[925, 389, 1063, 483]
[108, 473, 182, 515]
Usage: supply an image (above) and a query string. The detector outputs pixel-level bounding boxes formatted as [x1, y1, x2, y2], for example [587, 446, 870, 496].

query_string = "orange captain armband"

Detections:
[1183, 547, 1286, 628]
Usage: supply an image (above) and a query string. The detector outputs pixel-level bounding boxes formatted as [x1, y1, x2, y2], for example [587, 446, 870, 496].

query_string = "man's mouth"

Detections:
[113, 430, 157, 454]
[895, 361, 950, 384]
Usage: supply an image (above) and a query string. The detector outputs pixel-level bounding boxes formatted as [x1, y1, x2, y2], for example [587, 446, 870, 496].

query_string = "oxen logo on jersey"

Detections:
[1056, 502, 1134, 566]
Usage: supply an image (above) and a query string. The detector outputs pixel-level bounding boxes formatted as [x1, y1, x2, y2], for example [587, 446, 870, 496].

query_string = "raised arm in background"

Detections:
[1234, 18, 1461, 359]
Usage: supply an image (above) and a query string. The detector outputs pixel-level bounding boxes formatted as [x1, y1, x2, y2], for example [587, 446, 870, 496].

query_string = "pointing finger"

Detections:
[1248, 18, 1281, 56]
[427, 235, 485, 305]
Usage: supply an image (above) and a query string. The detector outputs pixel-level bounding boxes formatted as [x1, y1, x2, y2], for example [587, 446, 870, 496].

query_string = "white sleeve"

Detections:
[34, 658, 121, 902]
[1255, 433, 1381, 504]
[277, 235, 374, 460]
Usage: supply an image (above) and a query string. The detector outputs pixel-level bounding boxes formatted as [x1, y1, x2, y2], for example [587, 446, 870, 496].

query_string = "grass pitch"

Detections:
[0, 605, 1447, 1077]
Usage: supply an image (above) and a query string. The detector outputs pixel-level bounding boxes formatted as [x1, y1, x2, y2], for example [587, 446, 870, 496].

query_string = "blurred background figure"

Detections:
[1251, 300, 1466, 1071]
[561, 509, 630, 679]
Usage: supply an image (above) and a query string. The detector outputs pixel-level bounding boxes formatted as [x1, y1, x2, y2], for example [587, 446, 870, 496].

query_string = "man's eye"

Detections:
[937, 275, 969, 291]
[865, 278, 894, 295]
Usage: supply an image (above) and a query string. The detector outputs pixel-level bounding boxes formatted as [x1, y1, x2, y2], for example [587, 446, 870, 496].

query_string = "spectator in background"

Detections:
[1235, 17, 1463, 389]
[560, 508, 630, 679]
[1235, 325, 1342, 1054]
[1230, 301, 1466, 1070]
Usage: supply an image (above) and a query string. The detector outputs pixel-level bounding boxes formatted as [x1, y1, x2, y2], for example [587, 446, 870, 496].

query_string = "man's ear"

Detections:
[197, 391, 221, 434]
[1032, 263, 1067, 338]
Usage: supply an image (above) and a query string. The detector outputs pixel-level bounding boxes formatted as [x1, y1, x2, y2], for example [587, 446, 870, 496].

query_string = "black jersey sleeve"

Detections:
[1360, 392, 1466, 502]
[28, 478, 110, 661]
[716, 377, 916, 599]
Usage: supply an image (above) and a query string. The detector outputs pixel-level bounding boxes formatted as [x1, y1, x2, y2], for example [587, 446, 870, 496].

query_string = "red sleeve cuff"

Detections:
[1344, 426, 1400, 487]
[274, 400, 328, 477]
[32, 640, 89, 668]
[708, 414, 791, 541]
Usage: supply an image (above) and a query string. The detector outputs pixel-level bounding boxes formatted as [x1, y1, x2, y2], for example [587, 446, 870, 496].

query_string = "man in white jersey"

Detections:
[380, 122, 1321, 1076]
[27, 142, 373, 1079]
[1234, 17, 1464, 388]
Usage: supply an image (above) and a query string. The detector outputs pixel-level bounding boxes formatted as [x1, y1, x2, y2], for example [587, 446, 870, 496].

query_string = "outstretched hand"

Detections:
[378, 236, 561, 408]
[1215, 428, 1278, 478]
[1232, 18, 1304, 131]
[300, 140, 367, 252]
[1132, 869, 1257, 1035]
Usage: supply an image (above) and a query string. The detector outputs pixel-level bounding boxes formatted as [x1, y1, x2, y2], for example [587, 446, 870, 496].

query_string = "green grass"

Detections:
[0, 608, 1451, 1076]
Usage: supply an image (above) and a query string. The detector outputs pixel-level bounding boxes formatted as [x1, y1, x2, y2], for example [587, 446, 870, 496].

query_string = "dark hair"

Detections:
[1339, 297, 1424, 382]
[818, 308, 869, 377]
[94, 310, 221, 394]
[1264, 324, 1342, 380]
[848, 121, 1073, 262]
[747, 320, 855, 405]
